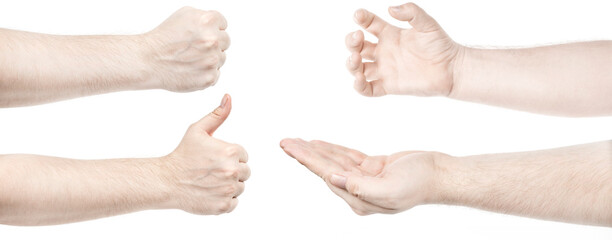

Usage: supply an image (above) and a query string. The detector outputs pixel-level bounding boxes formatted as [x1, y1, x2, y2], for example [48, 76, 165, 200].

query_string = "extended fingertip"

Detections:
[280, 138, 292, 148]
[353, 9, 367, 23]
[220, 93, 229, 108]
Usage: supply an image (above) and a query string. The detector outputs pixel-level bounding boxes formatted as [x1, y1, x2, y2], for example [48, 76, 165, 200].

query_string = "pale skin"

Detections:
[280, 2, 612, 226]
[0, 6, 229, 107]
[346, 3, 612, 117]
[0, 94, 250, 226]
[279, 139, 612, 227]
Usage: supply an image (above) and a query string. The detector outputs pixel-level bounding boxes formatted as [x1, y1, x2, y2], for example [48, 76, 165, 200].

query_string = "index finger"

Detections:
[354, 9, 390, 37]
[280, 138, 343, 179]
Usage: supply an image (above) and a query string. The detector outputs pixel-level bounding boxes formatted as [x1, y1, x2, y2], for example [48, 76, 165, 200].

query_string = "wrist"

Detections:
[448, 45, 470, 98]
[127, 34, 162, 90]
[141, 156, 177, 210]
[430, 152, 463, 205]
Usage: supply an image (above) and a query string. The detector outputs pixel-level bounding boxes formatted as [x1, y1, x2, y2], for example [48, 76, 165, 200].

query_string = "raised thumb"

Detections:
[194, 94, 231, 136]
[388, 3, 439, 32]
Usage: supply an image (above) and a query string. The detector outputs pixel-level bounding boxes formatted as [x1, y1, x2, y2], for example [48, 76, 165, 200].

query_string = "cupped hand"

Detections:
[280, 138, 443, 215]
[346, 2, 463, 97]
[144, 7, 230, 92]
[162, 94, 250, 215]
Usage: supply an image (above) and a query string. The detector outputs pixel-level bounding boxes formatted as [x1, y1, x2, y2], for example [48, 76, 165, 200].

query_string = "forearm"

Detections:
[434, 141, 612, 226]
[0, 154, 172, 225]
[451, 41, 612, 117]
[0, 28, 156, 107]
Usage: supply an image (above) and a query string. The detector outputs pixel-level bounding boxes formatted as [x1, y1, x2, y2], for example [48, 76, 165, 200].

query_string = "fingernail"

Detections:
[330, 174, 347, 190]
[220, 94, 229, 108]
[390, 6, 402, 12]
[352, 31, 359, 39]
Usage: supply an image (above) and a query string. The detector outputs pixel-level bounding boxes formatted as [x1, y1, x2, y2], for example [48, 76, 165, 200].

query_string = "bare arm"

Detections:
[0, 95, 250, 225]
[280, 139, 612, 226]
[0, 155, 170, 225]
[436, 141, 612, 226]
[0, 7, 229, 107]
[346, 2, 612, 116]
[452, 42, 612, 117]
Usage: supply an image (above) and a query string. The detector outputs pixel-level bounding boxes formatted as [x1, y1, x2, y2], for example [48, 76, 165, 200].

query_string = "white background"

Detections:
[1, 0, 611, 239]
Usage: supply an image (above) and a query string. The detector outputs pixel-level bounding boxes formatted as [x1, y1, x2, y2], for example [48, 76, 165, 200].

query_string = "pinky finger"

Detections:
[227, 198, 239, 213]
[354, 75, 386, 97]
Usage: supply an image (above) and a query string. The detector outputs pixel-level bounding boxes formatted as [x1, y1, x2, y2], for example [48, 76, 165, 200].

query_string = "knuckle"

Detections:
[223, 185, 236, 196]
[202, 55, 219, 68]
[198, 37, 219, 49]
[222, 165, 239, 178]
[199, 13, 216, 24]
[200, 72, 218, 84]
[224, 145, 240, 157]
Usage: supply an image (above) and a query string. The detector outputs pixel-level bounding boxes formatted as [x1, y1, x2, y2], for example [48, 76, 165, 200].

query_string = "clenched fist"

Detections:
[143, 7, 230, 92]
[346, 3, 463, 97]
[280, 138, 443, 215]
[162, 94, 250, 215]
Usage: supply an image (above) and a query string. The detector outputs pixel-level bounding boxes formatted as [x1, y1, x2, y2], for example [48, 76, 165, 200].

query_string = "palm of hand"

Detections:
[280, 139, 438, 214]
[376, 27, 458, 96]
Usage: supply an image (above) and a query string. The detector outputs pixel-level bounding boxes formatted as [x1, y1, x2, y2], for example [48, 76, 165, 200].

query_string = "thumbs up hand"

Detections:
[346, 3, 463, 97]
[162, 94, 249, 215]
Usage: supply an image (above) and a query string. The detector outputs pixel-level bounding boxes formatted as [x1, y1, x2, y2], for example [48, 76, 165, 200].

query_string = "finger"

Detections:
[192, 94, 231, 135]
[218, 31, 230, 51]
[280, 138, 337, 179]
[201, 10, 227, 30]
[334, 173, 387, 204]
[363, 62, 378, 80]
[234, 182, 245, 197]
[218, 52, 226, 69]
[361, 41, 377, 60]
[346, 52, 363, 76]
[238, 163, 250, 181]
[227, 198, 238, 213]
[388, 3, 440, 32]
[345, 31, 364, 53]
[354, 9, 391, 37]
[234, 144, 248, 163]
[309, 140, 367, 164]
[353, 75, 386, 97]
[326, 181, 396, 214]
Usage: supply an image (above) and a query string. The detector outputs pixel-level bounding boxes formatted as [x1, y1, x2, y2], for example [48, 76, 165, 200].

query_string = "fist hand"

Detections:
[280, 139, 442, 215]
[144, 7, 230, 92]
[163, 94, 249, 215]
[346, 3, 462, 97]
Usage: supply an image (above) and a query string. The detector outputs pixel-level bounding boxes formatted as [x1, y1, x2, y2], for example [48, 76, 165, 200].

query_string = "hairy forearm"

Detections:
[451, 41, 612, 117]
[0, 28, 155, 107]
[433, 141, 612, 226]
[0, 154, 172, 225]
